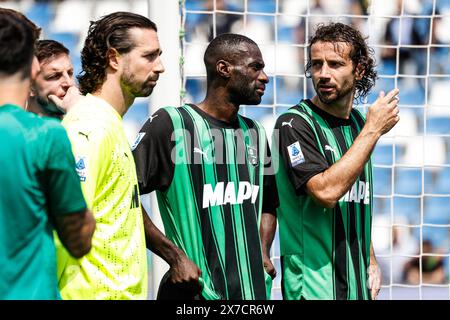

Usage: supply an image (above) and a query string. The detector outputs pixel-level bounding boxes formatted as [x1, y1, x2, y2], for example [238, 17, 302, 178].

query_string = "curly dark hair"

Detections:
[77, 12, 157, 95]
[305, 22, 377, 102]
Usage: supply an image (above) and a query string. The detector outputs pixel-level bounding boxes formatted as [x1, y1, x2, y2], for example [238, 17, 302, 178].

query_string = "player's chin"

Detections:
[244, 95, 262, 105]
[136, 87, 154, 98]
[318, 93, 337, 104]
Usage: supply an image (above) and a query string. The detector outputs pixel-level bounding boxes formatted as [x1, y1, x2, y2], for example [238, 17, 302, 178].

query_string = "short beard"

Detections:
[230, 78, 261, 106]
[121, 71, 153, 98]
[314, 80, 354, 105]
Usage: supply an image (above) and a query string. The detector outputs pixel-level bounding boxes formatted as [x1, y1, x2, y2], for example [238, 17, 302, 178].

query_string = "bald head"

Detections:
[204, 33, 259, 79]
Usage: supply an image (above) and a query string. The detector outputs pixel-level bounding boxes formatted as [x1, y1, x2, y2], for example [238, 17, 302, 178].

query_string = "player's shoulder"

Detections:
[63, 98, 115, 141]
[237, 113, 263, 130]
[275, 103, 311, 129]
[140, 106, 174, 133]
[39, 116, 69, 139]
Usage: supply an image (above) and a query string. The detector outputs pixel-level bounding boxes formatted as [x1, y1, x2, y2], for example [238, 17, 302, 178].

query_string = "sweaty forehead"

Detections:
[311, 41, 352, 59]
[228, 42, 262, 63]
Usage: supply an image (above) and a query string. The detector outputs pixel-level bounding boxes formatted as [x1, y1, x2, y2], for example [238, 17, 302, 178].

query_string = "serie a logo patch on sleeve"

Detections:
[131, 132, 146, 151]
[75, 156, 87, 182]
[287, 141, 305, 167]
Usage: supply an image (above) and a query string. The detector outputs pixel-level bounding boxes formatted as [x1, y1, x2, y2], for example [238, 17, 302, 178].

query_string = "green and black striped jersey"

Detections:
[133, 104, 278, 300]
[273, 99, 372, 300]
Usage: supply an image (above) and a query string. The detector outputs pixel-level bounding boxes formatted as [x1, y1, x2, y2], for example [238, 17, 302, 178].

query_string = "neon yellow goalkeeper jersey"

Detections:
[58, 94, 147, 300]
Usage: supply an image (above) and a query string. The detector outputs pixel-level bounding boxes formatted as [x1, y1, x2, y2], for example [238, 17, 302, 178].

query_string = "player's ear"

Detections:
[355, 63, 365, 81]
[30, 56, 40, 82]
[107, 48, 121, 71]
[216, 60, 232, 79]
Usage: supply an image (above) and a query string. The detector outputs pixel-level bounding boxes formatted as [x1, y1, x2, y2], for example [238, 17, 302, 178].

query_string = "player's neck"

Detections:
[93, 78, 133, 118]
[311, 94, 354, 119]
[26, 98, 45, 116]
[198, 93, 239, 123]
[0, 76, 30, 108]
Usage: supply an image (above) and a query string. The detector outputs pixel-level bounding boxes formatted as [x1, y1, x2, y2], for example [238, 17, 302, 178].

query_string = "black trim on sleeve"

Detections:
[132, 108, 175, 194]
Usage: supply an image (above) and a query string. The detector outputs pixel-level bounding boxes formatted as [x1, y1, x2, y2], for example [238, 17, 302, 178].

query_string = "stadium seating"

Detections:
[393, 196, 421, 225]
[373, 167, 392, 196]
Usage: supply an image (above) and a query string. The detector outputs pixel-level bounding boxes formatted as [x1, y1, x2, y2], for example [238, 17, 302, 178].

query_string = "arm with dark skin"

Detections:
[142, 206, 202, 292]
[54, 208, 95, 258]
[260, 212, 277, 278]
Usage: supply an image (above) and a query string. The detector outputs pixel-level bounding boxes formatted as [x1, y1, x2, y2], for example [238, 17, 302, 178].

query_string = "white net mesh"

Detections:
[11, 0, 449, 300]
[181, 0, 450, 300]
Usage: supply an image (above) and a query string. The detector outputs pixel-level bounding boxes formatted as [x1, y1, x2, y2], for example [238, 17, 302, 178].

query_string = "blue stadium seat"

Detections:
[395, 168, 423, 196]
[25, 2, 53, 33]
[47, 32, 79, 54]
[424, 197, 450, 224]
[242, 106, 273, 123]
[426, 116, 450, 135]
[378, 60, 396, 76]
[277, 26, 295, 43]
[186, 78, 205, 103]
[71, 54, 82, 81]
[275, 106, 290, 116]
[124, 99, 150, 127]
[424, 169, 437, 194]
[260, 77, 274, 105]
[185, 0, 206, 11]
[373, 197, 389, 215]
[374, 167, 392, 196]
[433, 167, 450, 194]
[276, 79, 302, 105]
[393, 196, 421, 225]
[373, 144, 403, 166]
[247, 0, 276, 13]
[366, 77, 395, 104]
[398, 85, 426, 106]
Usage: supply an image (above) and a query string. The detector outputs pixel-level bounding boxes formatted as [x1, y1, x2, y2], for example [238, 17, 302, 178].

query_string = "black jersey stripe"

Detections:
[350, 110, 371, 299]
[186, 105, 232, 299]
[223, 129, 247, 299]
[298, 102, 351, 300]
[232, 134, 254, 299]
[178, 107, 227, 298]
[334, 205, 348, 300]
[217, 129, 242, 299]
[166, 107, 217, 296]
[237, 117, 267, 300]
[336, 123, 364, 300]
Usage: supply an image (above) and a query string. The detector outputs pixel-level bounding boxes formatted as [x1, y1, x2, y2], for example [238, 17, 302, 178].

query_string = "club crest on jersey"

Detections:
[75, 156, 87, 182]
[131, 132, 146, 151]
[287, 141, 305, 166]
[247, 146, 258, 166]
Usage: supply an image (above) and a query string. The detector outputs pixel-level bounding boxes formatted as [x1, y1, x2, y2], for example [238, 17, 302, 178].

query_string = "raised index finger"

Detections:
[384, 88, 400, 102]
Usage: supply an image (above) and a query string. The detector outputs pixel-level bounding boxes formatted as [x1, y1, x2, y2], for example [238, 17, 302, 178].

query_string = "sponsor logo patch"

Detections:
[131, 132, 146, 151]
[287, 141, 305, 166]
[75, 156, 87, 182]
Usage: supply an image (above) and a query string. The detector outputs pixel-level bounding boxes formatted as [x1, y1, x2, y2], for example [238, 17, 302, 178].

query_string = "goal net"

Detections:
[7, 0, 449, 301]
[179, 0, 450, 300]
